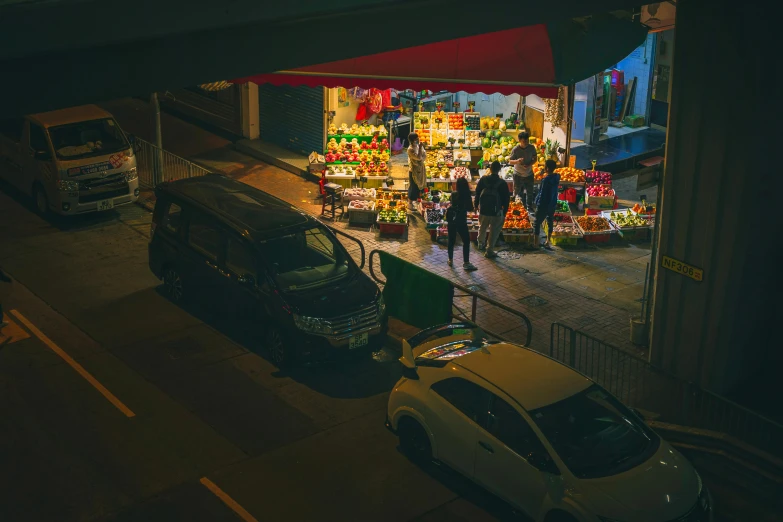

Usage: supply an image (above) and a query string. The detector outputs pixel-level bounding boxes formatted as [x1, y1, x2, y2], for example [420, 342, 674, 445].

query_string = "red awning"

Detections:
[233, 25, 560, 98]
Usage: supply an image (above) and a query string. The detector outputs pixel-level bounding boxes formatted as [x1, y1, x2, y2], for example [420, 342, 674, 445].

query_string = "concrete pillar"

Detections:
[241, 81, 260, 140]
[649, 0, 779, 395]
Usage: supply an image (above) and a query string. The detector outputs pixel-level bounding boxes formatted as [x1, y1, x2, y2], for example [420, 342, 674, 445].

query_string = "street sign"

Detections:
[661, 255, 703, 282]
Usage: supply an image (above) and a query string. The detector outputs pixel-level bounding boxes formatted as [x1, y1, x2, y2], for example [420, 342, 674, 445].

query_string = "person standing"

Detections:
[533, 159, 561, 250]
[446, 177, 478, 271]
[475, 161, 510, 259]
[407, 132, 427, 211]
[508, 132, 538, 211]
[0, 268, 11, 329]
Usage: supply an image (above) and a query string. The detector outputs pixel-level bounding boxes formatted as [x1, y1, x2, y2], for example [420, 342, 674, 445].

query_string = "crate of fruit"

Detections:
[347, 200, 376, 225]
[602, 209, 653, 230]
[585, 184, 617, 210]
[555, 199, 571, 213]
[575, 215, 615, 243]
[553, 213, 574, 225]
[546, 223, 582, 245]
[343, 187, 376, 202]
[377, 209, 408, 235]
[585, 171, 612, 185]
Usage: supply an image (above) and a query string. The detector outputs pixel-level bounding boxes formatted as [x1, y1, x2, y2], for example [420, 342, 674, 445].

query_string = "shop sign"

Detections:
[661, 255, 703, 282]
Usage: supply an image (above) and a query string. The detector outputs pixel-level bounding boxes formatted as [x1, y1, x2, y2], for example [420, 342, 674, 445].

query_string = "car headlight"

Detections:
[293, 314, 331, 335]
[377, 292, 386, 318]
[56, 179, 79, 191]
[124, 167, 138, 182]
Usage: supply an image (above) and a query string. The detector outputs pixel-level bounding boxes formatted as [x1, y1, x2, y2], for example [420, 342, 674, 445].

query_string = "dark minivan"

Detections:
[148, 174, 386, 366]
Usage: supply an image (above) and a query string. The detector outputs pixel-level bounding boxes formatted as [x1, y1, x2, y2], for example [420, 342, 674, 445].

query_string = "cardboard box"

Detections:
[308, 151, 326, 174]
[623, 115, 645, 128]
[586, 194, 617, 210]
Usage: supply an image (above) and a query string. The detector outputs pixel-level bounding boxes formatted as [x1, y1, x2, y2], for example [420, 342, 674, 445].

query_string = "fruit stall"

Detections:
[324, 123, 391, 188]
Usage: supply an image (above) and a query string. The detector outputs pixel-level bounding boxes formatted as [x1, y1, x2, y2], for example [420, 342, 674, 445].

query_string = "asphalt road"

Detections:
[0, 181, 522, 522]
[0, 161, 779, 521]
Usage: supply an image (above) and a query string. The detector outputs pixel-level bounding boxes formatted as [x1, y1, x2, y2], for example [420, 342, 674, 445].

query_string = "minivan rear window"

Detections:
[261, 225, 352, 291]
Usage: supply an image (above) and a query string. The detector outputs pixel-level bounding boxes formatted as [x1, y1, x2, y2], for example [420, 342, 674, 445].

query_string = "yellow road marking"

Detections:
[9, 310, 136, 418]
[200, 477, 258, 522]
[0, 313, 31, 344]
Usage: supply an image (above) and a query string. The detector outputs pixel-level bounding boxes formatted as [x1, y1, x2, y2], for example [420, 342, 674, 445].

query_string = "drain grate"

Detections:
[517, 295, 548, 307]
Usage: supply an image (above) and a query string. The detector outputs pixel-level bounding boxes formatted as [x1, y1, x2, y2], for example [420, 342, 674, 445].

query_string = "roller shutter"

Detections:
[160, 85, 242, 136]
[258, 85, 324, 156]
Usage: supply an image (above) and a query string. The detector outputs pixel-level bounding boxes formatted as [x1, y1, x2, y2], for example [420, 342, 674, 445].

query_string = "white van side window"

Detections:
[29, 124, 49, 153]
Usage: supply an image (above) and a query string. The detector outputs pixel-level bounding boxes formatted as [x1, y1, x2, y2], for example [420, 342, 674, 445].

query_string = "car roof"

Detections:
[160, 174, 312, 240]
[452, 343, 592, 411]
[28, 104, 114, 129]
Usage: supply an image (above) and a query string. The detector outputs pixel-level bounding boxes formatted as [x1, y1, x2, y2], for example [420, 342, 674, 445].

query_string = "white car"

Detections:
[386, 324, 713, 522]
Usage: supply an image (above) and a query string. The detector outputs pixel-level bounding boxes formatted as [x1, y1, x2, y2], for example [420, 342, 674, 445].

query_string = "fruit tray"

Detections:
[599, 210, 653, 230]
[575, 217, 616, 236]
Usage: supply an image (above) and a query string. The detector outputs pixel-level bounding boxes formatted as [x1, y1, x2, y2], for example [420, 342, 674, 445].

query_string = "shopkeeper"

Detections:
[407, 132, 427, 211]
[508, 132, 537, 211]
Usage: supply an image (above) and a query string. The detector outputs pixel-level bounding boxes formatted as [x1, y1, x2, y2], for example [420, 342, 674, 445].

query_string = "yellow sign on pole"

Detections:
[661, 255, 703, 282]
[569, 155, 576, 168]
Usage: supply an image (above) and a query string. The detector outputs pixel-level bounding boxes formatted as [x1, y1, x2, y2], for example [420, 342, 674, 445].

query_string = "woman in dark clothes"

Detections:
[447, 177, 478, 271]
[534, 159, 561, 250]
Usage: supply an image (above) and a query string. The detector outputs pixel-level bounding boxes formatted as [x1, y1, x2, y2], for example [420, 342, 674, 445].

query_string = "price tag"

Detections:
[512, 210, 522, 216]
[437, 142, 446, 147]
[435, 118, 442, 124]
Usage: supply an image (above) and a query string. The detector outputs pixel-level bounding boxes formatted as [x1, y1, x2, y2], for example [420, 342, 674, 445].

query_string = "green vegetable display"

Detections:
[610, 210, 650, 228]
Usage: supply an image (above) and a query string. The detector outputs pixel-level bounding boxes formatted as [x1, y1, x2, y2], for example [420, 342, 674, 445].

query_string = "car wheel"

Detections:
[398, 418, 432, 464]
[163, 267, 184, 302]
[266, 327, 293, 368]
[33, 184, 49, 216]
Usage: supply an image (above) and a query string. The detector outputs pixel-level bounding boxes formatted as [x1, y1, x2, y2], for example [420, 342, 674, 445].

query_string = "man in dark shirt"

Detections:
[534, 159, 561, 250]
[508, 132, 538, 211]
[475, 161, 511, 259]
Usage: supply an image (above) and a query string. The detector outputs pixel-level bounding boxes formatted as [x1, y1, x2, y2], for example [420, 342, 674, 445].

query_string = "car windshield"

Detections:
[49, 118, 129, 160]
[261, 225, 353, 292]
[529, 384, 659, 479]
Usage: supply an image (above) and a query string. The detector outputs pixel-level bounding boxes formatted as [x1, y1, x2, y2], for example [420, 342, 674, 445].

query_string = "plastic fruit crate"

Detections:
[378, 220, 407, 235]
[550, 235, 580, 246]
[584, 233, 611, 243]
[347, 207, 376, 225]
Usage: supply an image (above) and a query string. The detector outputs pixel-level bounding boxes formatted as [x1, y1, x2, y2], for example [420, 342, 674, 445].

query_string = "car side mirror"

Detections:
[34, 150, 50, 161]
[128, 134, 141, 153]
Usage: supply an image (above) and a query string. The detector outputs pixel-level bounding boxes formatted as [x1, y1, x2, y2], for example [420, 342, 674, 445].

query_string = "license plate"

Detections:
[349, 333, 369, 349]
[97, 199, 114, 211]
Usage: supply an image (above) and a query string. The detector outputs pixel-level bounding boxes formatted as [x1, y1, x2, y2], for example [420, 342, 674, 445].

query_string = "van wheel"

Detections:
[266, 327, 292, 368]
[398, 418, 432, 464]
[163, 267, 184, 302]
[33, 184, 49, 216]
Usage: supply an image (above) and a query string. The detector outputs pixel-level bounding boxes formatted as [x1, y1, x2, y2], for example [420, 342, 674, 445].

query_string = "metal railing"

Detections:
[550, 322, 783, 459]
[326, 225, 366, 270]
[133, 137, 211, 188]
[369, 249, 533, 346]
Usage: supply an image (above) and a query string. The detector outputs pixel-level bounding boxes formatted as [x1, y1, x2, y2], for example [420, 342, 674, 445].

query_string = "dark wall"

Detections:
[649, 0, 778, 395]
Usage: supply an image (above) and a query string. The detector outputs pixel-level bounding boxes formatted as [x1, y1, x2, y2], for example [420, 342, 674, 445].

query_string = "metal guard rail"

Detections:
[368, 249, 533, 347]
[326, 226, 365, 270]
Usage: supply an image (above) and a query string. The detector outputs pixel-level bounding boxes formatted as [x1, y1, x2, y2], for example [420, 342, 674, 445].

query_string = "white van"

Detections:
[0, 105, 139, 215]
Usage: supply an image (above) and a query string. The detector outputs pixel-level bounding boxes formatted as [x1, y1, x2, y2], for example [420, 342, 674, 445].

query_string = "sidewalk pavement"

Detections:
[103, 98, 652, 356]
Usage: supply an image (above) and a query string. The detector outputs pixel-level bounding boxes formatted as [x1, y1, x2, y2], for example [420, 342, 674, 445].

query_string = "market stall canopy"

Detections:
[233, 16, 648, 97]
